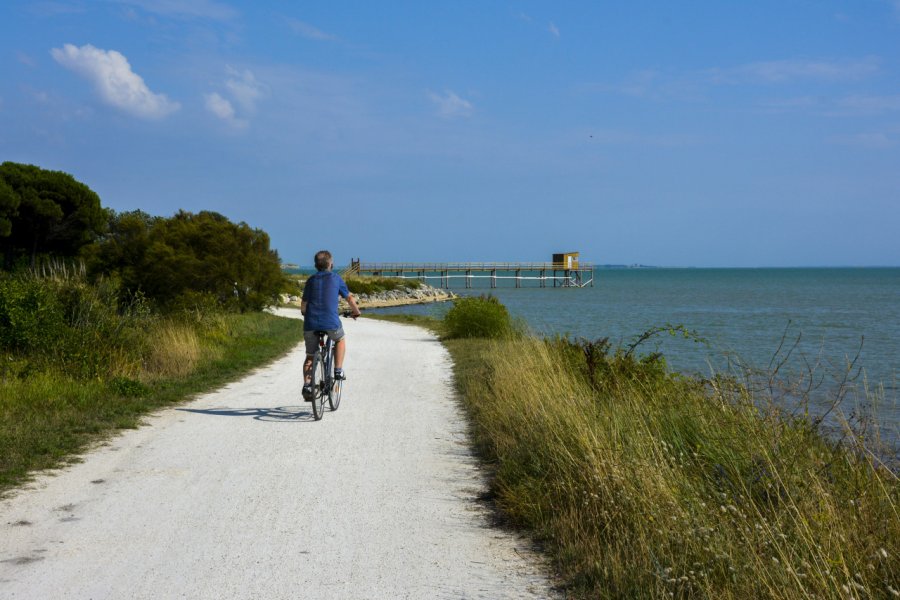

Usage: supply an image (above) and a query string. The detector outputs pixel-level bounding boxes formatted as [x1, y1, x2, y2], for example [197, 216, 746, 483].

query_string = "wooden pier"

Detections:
[344, 257, 594, 289]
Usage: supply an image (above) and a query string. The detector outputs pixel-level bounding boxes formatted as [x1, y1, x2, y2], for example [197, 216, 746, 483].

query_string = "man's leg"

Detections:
[334, 338, 346, 370]
[303, 354, 314, 384]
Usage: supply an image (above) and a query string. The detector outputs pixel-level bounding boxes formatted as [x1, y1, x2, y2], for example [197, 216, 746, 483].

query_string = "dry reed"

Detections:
[452, 335, 899, 599]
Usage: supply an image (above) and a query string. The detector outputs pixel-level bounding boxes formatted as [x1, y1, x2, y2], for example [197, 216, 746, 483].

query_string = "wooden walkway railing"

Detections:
[342, 260, 594, 289]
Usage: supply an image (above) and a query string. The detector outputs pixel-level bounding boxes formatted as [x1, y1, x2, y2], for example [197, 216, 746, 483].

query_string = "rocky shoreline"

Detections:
[280, 282, 456, 310]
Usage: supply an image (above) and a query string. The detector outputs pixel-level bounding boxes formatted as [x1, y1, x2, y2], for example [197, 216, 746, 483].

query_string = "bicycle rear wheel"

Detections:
[311, 351, 326, 420]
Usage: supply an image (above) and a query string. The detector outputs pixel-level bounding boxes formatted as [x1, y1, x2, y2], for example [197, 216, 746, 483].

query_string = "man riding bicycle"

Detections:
[301, 250, 361, 400]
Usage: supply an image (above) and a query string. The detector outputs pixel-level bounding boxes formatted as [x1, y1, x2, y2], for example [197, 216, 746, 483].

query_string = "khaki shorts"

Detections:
[304, 326, 345, 355]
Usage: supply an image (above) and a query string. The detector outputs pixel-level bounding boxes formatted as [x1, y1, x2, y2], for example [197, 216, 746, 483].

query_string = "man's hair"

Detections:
[314, 250, 332, 271]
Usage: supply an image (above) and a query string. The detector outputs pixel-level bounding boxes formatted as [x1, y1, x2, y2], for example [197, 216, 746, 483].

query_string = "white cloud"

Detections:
[830, 131, 896, 149]
[27, 1, 88, 17]
[287, 18, 337, 41]
[109, 0, 237, 20]
[428, 90, 474, 119]
[27, 88, 51, 104]
[17, 52, 37, 67]
[205, 92, 246, 128]
[585, 129, 705, 148]
[203, 66, 264, 128]
[224, 67, 265, 113]
[891, 0, 900, 19]
[51, 43, 180, 119]
[836, 94, 900, 114]
[709, 57, 879, 84]
[548, 22, 560, 38]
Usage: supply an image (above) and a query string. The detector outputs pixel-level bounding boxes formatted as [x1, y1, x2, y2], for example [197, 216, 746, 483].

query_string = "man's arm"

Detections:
[300, 300, 307, 316]
[346, 293, 361, 319]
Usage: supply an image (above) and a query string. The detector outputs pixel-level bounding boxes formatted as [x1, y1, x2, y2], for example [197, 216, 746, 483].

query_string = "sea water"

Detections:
[368, 268, 899, 442]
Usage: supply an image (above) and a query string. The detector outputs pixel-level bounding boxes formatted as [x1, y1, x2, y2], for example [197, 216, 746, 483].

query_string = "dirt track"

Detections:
[0, 310, 556, 599]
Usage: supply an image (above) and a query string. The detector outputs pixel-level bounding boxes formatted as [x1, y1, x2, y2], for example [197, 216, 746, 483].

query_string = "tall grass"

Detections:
[447, 332, 899, 599]
[144, 322, 202, 378]
[0, 270, 303, 491]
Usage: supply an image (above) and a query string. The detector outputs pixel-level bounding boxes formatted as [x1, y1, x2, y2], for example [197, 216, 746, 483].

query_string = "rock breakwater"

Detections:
[280, 283, 456, 310]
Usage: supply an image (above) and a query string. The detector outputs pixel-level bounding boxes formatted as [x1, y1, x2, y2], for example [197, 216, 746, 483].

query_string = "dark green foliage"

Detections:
[443, 294, 512, 339]
[108, 376, 150, 397]
[90, 209, 286, 311]
[0, 178, 19, 238]
[0, 163, 285, 315]
[0, 162, 106, 268]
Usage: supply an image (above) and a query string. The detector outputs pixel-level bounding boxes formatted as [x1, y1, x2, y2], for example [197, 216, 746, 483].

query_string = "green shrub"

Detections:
[0, 274, 66, 354]
[0, 272, 151, 379]
[443, 294, 512, 339]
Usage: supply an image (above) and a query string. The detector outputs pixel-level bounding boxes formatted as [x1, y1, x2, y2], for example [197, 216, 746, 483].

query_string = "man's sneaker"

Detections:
[334, 368, 346, 381]
[302, 383, 314, 401]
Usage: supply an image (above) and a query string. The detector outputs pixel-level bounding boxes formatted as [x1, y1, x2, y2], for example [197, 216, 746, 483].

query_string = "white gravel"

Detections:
[0, 309, 558, 599]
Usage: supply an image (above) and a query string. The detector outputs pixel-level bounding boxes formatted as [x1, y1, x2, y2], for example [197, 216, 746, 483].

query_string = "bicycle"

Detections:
[306, 311, 353, 421]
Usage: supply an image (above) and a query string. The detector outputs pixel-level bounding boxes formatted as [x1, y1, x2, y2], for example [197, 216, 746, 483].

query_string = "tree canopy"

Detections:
[0, 162, 285, 312]
[0, 162, 107, 268]
[91, 209, 285, 311]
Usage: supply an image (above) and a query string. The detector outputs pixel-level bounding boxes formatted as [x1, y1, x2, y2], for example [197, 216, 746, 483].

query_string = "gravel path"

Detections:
[0, 310, 557, 599]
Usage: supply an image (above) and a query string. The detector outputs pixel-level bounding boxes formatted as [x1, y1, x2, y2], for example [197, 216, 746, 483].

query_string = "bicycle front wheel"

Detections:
[311, 351, 326, 421]
[329, 377, 342, 411]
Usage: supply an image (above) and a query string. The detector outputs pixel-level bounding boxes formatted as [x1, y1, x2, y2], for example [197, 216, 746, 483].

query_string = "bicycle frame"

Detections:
[306, 311, 353, 420]
[309, 331, 340, 420]
[319, 334, 334, 391]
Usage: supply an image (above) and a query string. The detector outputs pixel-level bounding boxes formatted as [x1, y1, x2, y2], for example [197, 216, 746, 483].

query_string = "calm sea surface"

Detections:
[368, 268, 899, 441]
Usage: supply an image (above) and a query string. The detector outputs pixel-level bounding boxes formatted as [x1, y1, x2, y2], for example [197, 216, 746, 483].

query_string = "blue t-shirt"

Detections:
[302, 271, 350, 331]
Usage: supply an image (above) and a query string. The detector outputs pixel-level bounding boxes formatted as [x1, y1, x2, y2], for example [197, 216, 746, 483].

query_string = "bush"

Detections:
[0, 271, 150, 379]
[443, 294, 512, 339]
[0, 274, 66, 354]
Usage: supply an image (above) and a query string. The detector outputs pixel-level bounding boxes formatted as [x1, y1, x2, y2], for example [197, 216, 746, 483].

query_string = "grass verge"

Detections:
[444, 333, 899, 599]
[0, 312, 302, 492]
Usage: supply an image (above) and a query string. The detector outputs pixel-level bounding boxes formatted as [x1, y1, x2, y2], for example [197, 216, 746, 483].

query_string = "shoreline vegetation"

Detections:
[280, 274, 456, 310]
[368, 296, 899, 599]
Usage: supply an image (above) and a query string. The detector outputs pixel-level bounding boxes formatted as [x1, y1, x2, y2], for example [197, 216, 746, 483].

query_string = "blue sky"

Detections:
[2, 1, 899, 267]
